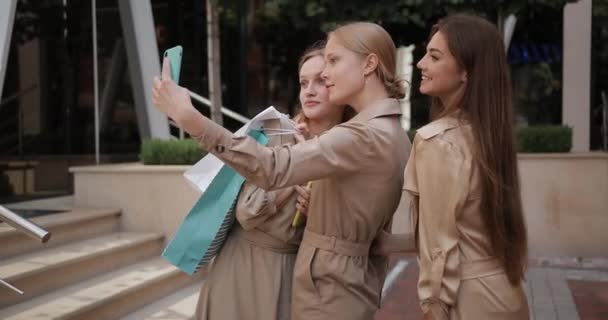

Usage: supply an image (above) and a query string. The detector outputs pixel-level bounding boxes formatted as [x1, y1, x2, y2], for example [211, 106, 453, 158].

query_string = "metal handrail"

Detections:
[0, 205, 51, 242]
[0, 205, 51, 295]
[188, 90, 250, 124]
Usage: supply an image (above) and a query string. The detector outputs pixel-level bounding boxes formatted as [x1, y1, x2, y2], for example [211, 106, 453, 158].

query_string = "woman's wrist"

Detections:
[175, 103, 205, 137]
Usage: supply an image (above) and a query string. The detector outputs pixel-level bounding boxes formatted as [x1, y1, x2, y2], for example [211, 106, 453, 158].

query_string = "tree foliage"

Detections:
[256, 0, 577, 34]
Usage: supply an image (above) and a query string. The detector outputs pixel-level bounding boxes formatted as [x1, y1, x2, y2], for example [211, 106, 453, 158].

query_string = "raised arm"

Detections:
[153, 57, 373, 190]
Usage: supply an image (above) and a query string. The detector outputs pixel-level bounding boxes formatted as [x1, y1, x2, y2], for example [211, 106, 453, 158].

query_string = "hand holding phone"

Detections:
[153, 45, 192, 128]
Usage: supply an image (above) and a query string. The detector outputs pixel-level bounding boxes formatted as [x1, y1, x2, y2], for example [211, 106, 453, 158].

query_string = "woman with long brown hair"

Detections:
[405, 13, 529, 319]
[152, 22, 410, 320]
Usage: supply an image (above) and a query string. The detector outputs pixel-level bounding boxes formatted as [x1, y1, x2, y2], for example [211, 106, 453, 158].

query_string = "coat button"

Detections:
[215, 145, 225, 153]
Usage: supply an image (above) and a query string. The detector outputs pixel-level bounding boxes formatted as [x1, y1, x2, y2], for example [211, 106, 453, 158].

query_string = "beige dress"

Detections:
[404, 116, 529, 319]
[194, 119, 304, 320]
[194, 98, 411, 320]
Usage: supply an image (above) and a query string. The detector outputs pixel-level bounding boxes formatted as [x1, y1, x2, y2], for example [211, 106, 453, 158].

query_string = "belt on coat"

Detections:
[460, 257, 505, 280]
[234, 224, 299, 254]
[302, 229, 372, 256]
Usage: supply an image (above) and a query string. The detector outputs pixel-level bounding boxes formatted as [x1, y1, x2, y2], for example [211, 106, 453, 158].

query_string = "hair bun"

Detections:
[386, 77, 408, 99]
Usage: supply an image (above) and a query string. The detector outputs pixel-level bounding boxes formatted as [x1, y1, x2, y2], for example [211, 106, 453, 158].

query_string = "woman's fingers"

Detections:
[296, 184, 310, 216]
[296, 122, 308, 132]
[296, 203, 308, 216]
[297, 195, 308, 207]
[151, 66, 197, 131]
[295, 185, 310, 200]
[296, 122, 311, 141]
[295, 182, 312, 216]
[153, 76, 162, 90]
[161, 56, 172, 81]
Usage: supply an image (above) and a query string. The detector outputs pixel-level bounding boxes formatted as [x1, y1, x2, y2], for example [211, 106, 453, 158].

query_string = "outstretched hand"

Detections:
[152, 57, 195, 128]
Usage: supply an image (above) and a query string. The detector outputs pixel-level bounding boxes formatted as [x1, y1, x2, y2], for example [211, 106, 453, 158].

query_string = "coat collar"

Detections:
[350, 98, 402, 122]
[417, 116, 463, 140]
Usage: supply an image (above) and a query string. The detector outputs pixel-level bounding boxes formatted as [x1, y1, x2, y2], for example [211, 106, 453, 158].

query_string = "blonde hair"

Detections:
[295, 41, 355, 125]
[330, 22, 406, 99]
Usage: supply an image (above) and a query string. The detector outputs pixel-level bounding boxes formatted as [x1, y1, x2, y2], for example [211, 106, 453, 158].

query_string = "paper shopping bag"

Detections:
[183, 106, 295, 194]
[162, 130, 268, 275]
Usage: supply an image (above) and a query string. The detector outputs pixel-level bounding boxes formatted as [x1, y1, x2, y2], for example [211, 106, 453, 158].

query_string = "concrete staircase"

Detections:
[0, 208, 203, 319]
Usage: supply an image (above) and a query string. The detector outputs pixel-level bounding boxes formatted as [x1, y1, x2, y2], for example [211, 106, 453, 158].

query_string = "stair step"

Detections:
[0, 207, 121, 258]
[0, 232, 163, 308]
[120, 282, 203, 320]
[0, 257, 200, 320]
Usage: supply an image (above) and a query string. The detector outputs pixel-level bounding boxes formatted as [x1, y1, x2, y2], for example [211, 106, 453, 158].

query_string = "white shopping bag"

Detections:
[184, 106, 296, 193]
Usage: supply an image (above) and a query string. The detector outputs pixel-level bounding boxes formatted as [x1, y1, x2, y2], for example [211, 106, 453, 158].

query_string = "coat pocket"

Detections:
[294, 245, 322, 303]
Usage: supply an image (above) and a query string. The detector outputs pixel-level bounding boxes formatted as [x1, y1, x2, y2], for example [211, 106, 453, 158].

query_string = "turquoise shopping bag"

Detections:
[162, 130, 268, 275]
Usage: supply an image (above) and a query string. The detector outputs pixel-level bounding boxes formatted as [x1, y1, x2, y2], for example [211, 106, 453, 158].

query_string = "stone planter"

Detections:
[70, 163, 199, 241]
[519, 152, 608, 257]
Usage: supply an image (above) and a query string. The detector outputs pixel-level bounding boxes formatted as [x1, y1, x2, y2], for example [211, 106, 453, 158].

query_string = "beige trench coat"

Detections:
[194, 98, 411, 320]
[404, 116, 529, 320]
[195, 119, 304, 320]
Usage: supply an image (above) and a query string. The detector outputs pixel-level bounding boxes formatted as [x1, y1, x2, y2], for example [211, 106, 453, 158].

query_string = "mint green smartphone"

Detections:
[163, 45, 183, 84]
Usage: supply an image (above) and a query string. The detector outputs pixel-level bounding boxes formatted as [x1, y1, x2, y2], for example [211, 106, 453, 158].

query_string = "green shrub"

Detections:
[407, 129, 417, 142]
[140, 139, 206, 165]
[516, 125, 572, 153]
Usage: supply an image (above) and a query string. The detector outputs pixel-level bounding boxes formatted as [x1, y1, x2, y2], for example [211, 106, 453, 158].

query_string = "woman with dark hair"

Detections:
[406, 13, 529, 319]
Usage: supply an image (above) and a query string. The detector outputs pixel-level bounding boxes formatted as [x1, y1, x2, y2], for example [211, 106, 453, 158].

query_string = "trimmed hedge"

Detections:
[140, 139, 206, 165]
[140, 125, 572, 165]
[407, 129, 417, 142]
[516, 125, 572, 153]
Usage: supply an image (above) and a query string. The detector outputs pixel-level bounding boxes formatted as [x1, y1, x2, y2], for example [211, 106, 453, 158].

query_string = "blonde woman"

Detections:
[152, 22, 411, 320]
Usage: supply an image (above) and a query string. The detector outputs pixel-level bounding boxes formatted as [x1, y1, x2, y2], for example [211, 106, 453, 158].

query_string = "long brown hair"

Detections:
[295, 41, 355, 124]
[430, 14, 527, 285]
